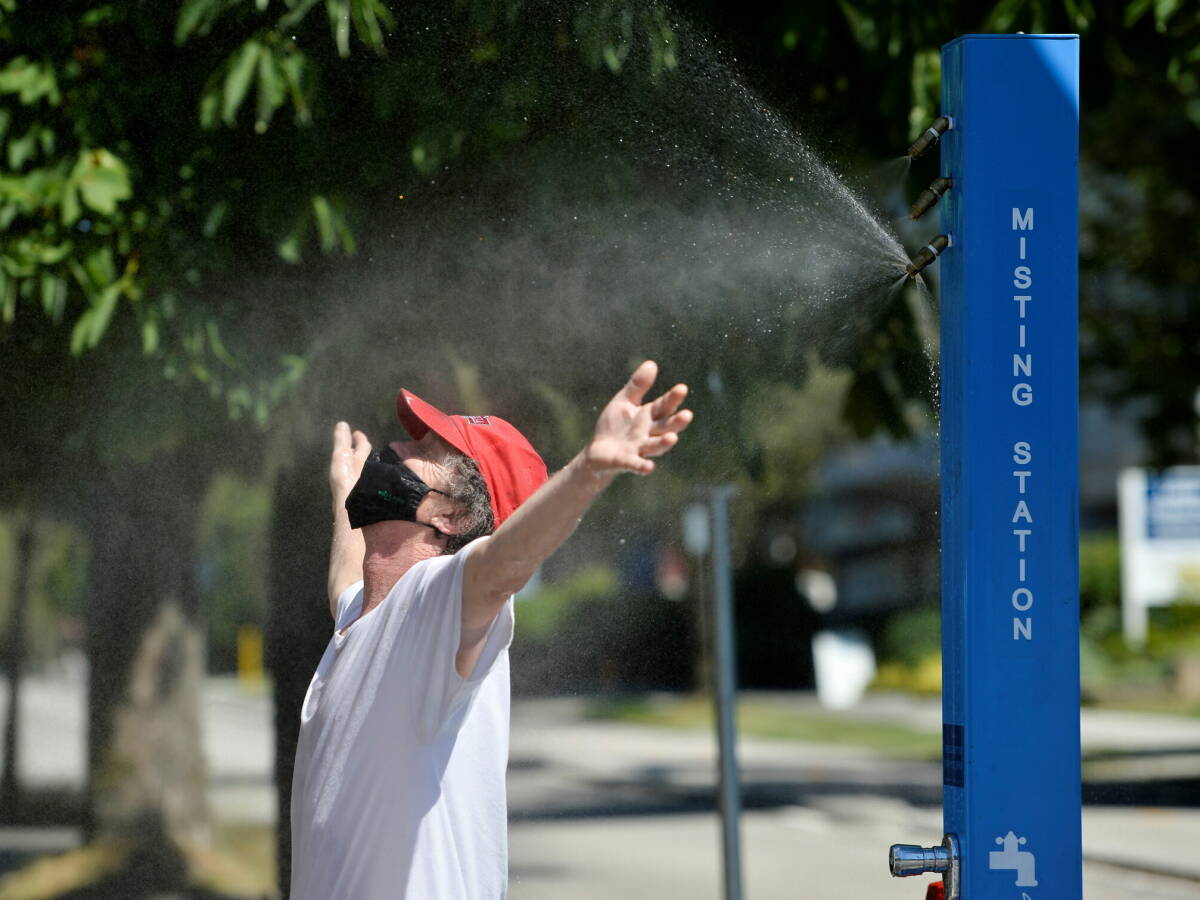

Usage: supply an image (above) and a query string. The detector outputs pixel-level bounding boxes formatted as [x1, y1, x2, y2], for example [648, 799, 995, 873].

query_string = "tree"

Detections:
[1, 515, 35, 818]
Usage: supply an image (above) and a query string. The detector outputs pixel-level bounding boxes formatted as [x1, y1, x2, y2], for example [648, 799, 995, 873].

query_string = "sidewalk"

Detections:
[508, 695, 1200, 897]
[510, 811, 1200, 900]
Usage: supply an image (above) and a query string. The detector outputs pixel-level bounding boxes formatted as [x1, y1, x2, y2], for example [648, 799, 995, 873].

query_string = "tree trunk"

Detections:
[84, 458, 211, 856]
[266, 455, 334, 897]
[1, 515, 36, 819]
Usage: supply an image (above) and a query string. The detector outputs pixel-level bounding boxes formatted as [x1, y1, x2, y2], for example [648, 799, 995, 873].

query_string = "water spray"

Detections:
[909, 177, 953, 220]
[905, 116, 952, 160]
[904, 233, 950, 278]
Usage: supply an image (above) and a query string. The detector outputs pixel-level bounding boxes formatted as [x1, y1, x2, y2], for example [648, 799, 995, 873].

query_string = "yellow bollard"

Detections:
[237, 624, 264, 688]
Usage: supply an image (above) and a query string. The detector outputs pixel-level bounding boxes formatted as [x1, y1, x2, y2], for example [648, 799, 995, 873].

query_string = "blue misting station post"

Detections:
[890, 34, 1082, 900]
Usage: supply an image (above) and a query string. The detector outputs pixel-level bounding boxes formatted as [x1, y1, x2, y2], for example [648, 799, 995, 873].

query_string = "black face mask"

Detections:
[345, 445, 449, 533]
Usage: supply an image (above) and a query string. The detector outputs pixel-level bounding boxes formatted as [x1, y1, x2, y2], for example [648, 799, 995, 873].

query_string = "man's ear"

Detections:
[426, 506, 466, 537]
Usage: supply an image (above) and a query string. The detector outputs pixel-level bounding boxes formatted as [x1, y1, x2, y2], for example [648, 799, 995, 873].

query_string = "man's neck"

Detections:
[360, 522, 443, 617]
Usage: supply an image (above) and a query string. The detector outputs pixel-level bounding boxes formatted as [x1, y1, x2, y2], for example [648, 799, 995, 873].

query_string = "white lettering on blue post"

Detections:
[1011, 209, 1035, 641]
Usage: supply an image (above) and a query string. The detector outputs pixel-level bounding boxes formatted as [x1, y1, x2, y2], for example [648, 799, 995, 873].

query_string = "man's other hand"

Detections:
[330, 421, 372, 505]
[583, 361, 693, 475]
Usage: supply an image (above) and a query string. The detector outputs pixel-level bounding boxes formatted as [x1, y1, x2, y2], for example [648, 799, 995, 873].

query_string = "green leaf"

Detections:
[71, 148, 132, 215]
[87, 285, 120, 346]
[69, 310, 91, 353]
[202, 201, 228, 237]
[277, 223, 304, 262]
[68, 276, 130, 354]
[278, 52, 311, 124]
[277, 0, 321, 30]
[37, 124, 55, 156]
[80, 6, 115, 26]
[255, 48, 286, 130]
[350, 0, 393, 53]
[985, 0, 1030, 32]
[327, 0, 352, 57]
[33, 240, 73, 266]
[1062, 0, 1095, 30]
[1154, 0, 1180, 31]
[60, 173, 81, 225]
[1124, 0, 1154, 27]
[836, 0, 878, 52]
[8, 126, 39, 169]
[602, 44, 623, 73]
[311, 194, 336, 252]
[141, 317, 160, 354]
[223, 40, 263, 126]
[0, 269, 13, 324]
[0, 57, 61, 105]
[176, 0, 223, 43]
[39, 271, 65, 321]
[225, 385, 252, 418]
[206, 320, 237, 367]
[309, 194, 355, 255]
[199, 82, 220, 129]
[83, 247, 116, 287]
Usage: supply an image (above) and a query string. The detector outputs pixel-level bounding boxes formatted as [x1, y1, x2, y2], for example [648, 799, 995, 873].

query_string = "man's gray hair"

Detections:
[440, 453, 495, 553]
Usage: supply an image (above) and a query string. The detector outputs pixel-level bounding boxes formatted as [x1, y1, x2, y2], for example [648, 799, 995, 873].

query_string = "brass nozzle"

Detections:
[906, 116, 951, 160]
[909, 177, 953, 220]
[905, 234, 951, 278]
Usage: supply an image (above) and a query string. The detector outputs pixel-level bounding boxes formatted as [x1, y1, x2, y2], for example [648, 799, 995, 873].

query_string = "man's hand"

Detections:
[583, 360, 693, 475]
[328, 421, 371, 618]
[330, 421, 372, 506]
[461, 361, 693, 676]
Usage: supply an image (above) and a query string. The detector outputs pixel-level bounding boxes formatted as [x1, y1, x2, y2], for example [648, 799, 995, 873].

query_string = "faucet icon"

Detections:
[989, 831, 1037, 887]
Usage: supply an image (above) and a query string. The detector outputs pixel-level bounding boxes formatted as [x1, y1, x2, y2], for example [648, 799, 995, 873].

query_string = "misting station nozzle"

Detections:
[906, 233, 951, 278]
[910, 177, 953, 220]
[906, 116, 952, 160]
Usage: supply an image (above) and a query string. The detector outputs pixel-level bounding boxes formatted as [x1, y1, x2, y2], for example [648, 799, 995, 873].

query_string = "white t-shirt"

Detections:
[290, 539, 514, 900]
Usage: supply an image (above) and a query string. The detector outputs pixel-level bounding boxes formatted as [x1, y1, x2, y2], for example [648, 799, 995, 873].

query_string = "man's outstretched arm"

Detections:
[459, 361, 693, 676]
[327, 421, 372, 619]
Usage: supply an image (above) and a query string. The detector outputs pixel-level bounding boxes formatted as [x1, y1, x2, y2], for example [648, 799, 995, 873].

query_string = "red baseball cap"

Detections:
[396, 389, 548, 527]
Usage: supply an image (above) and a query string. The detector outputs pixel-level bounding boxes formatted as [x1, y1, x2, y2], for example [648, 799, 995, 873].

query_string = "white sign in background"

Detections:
[1118, 466, 1200, 646]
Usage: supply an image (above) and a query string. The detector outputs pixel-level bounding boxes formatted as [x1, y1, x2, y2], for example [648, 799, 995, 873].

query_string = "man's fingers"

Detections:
[650, 409, 693, 436]
[639, 432, 679, 458]
[351, 429, 372, 460]
[621, 360, 658, 405]
[623, 455, 655, 474]
[333, 420, 352, 450]
[649, 383, 688, 420]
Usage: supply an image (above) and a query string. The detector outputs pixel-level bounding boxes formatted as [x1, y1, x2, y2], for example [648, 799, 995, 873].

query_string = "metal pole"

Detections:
[709, 484, 743, 900]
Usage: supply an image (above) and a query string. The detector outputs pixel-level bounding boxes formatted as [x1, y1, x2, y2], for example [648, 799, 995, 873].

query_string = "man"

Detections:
[290, 360, 692, 899]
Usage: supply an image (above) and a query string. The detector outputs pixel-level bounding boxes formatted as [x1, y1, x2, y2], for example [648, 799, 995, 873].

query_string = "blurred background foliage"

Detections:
[0, 516, 87, 665]
[2, 0, 1200, 891]
[196, 474, 270, 672]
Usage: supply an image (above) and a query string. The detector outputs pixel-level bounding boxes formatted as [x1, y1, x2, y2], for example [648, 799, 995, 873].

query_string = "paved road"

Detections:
[506, 698, 1200, 899]
[511, 812, 1200, 900]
